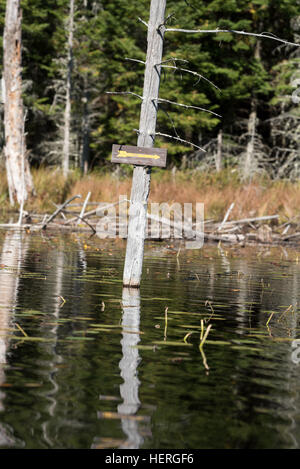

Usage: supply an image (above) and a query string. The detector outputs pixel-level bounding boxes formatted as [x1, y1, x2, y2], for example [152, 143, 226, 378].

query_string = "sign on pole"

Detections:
[112, 144, 167, 168]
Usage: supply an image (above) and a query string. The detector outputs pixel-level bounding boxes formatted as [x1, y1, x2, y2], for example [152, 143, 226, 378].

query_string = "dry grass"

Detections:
[68, 170, 300, 222]
[1, 166, 300, 222]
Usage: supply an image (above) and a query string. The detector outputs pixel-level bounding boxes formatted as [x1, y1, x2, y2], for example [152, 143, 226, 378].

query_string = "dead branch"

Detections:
[106, 91, 143, 100]
[160, 58, 189, 65]
[151, 131, 206, 151]
[155, 97, 221, 117]
[77, 191, 91, 225]
[138, 17, 148, 28]
[73, 214, 96, 234]
[125, 57, 146, 65]
[64, 199, 128, 225]
[165, 27, 300, 47]
[217, 202, 235, 231]
[282, 232, 300, 241]
[41, 194, 81, 230]
[160, 64, 221, 91]
[222, 214, 279, 225]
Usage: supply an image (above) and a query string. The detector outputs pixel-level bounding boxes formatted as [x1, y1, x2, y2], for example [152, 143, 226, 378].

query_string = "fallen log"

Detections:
[221, 214, 279, 226]
[41, 194, 81, 230]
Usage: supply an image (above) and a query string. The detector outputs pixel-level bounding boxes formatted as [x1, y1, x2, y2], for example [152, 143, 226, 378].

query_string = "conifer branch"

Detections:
[165, 27, 300, 47]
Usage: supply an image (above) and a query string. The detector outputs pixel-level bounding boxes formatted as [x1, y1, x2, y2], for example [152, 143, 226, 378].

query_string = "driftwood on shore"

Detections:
[0, 195, 299, 247]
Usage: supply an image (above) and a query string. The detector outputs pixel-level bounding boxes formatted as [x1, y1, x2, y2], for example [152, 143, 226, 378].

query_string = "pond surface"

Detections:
[0, 230, 300, 449]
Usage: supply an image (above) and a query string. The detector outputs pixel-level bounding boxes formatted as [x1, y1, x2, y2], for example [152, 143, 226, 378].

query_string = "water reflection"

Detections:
[0, 230, 29, 447]
[118, 288, 143, 449]
[92, 287, 149, 449]
[40, 240, 65, 447]
[1, 234, 300, 448]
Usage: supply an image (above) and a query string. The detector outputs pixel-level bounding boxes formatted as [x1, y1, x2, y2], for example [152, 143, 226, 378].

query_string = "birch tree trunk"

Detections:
[123, 0, 167, 287]
[62, 0, 74, 178]
[242, 40, 261, 180]
[81, 74, 90, 175]
[215, 129, 223, 172]
[243, 105, 257, 179]
[3, 0, 34, 206]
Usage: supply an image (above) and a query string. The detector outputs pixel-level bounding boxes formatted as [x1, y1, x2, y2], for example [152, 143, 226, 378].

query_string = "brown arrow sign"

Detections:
[112, 144, 167, 168]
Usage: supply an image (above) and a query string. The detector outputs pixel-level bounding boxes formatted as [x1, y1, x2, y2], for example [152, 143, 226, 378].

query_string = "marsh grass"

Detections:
[1, 167, 300, 222]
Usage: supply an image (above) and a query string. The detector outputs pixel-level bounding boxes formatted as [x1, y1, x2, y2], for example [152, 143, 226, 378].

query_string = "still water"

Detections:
[0, 230, 300, 449]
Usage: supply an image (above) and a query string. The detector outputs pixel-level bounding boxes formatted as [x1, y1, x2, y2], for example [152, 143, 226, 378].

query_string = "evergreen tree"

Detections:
[0, 0, 299, 176]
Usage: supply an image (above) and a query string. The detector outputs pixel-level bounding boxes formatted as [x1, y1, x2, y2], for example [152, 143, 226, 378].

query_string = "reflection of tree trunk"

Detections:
[39, 243, 65, 447]
[118, 288, 143, 449]
[0, 231, 29, 446]
[3, 0, 34, 205]
[0, 232, 29, 363]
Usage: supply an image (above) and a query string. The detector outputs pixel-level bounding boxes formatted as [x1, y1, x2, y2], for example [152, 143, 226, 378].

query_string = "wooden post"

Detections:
[123, 0, 166, 288]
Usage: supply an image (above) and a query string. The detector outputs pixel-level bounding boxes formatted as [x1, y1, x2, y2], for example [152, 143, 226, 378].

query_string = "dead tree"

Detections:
[109, 0, 299, 288]
[215, 129, 223, 172]
[3, 0, 34, 206]
[62, 0, 75, 178]
[122, 0, 167, 287]
[241, 40, 261, 180]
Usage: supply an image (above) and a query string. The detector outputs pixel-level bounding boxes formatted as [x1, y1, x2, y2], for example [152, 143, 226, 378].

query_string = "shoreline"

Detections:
[1, 168, 300, 248]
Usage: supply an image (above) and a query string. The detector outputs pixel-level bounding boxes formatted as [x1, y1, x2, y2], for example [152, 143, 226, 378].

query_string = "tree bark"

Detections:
[81, 74, 90, 174]
[123, 0, 167, 287]
[62, 0, 74, 178]
[3, 0, 34, 206]
[242, 40, 261, 180]
[215, 129, 223, 172]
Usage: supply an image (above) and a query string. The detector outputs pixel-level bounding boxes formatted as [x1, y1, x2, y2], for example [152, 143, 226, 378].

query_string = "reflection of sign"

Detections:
[112, 145, 167, 167]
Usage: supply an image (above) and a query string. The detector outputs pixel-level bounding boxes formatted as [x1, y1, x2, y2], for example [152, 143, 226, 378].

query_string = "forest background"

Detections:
[1, 0, 300, 222]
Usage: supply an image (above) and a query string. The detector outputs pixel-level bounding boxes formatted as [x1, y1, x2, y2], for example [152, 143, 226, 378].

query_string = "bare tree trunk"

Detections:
[3, 0, 34, 206]
[123, 0, 167, 287]
[242, 40, 261, 180]
[215, 129, 223, 172]
[81, 74, 90, 174]
[243, 105, 257, 178]
[62, 0, 74, 178]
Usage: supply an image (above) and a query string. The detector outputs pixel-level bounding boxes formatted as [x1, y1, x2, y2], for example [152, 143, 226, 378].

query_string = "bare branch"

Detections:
[125, 57, 146, 65]
[138, 17, 148, 28]
[160, 58, 189, 65]
[153, 131, 206, 151]
[165, 28, 300, 47]
[158, 12, 176, 29]
[42, 194, 82, 230]
[160, 64, 221, 91]
[77, 191, 91, 226]
[106, 91, 143, 100]
[159, 106, 180, 139]
[155, 97, 222, 117]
